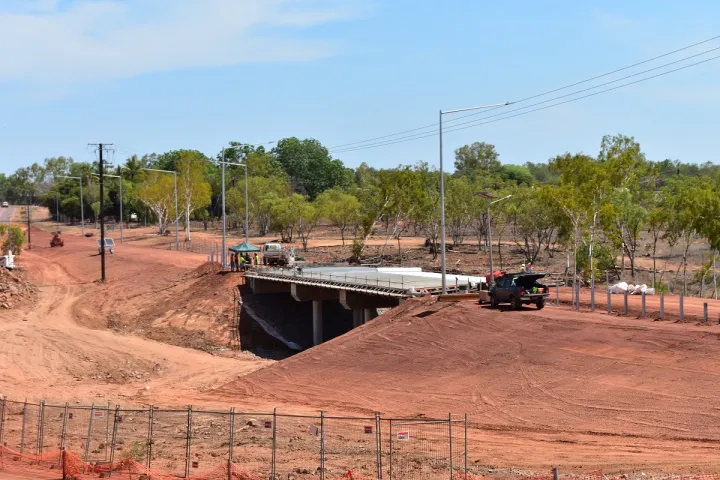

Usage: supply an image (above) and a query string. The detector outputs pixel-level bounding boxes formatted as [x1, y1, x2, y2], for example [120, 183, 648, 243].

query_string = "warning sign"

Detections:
[397, 431, 410, 441]
[192, 461, 199, 469]
[93, 411, 105, 418]
[309, 424, 319, 436]
[364, 426, 373, 434]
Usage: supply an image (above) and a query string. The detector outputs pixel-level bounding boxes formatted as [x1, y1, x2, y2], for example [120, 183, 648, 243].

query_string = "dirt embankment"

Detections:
[0, 267, 36, 310]
[0, 226, 268, 406]
[213, 297, 720, 470]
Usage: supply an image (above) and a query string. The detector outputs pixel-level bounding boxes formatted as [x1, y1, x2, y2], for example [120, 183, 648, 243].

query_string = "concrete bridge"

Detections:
[245, 266, 484, 346]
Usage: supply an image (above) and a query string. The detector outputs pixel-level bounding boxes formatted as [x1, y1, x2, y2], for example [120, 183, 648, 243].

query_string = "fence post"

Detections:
[448, 414, 453, 479]
[660, 292, 665, 320]
[623, 290, 629, 316]
[228, 408, 235, 480]
[20, 400, 27, 454]
[680, 294, 685, 322]
[38, 400, 45, 455]
[104, 403, 111, 462]
[0, 397, 6, 446]
[184, 405, 193, 478]
[60, 403, 69, 452]
[389, 420, 393, 480]
[320, 411, 326, 480]
[464, 414, 468, 480]
[375, 413, 382, 480]
[641, 292, 646, 318]
[607, 287, 611, 314]
[704, 303, 708, 324]
[555, 284, 559, 307]
[590, 276, 595, 312]
[146, 405, 154, 471]
[553, 467, 559, 480]
[109, 406, 120, 477]
[271, 408, 277, 479]
[84, 403, 95, 462]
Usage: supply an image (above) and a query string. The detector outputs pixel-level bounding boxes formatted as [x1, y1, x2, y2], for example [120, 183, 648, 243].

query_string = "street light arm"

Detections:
[490, 194, 513, 205]
[441, 101, 513, 115]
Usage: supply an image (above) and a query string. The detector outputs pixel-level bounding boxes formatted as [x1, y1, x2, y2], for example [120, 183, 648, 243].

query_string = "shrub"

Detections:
[576, 243, 616, 282]
[1, 225, 25, 256]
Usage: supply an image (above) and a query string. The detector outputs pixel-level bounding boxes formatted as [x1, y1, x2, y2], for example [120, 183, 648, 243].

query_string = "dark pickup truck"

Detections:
[489, 273, 550, 310]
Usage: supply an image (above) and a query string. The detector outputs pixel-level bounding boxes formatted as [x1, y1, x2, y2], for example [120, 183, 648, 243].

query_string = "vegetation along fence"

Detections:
[0, 397, 467, 480]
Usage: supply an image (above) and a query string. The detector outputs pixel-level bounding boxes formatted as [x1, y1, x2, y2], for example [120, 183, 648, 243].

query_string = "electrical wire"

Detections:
[331, 52, 720, 153]
[328, 34, 720, 151]
[333, 45, 720, 152]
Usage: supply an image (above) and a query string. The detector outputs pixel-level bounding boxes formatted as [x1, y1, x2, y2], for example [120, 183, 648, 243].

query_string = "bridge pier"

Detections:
[353, 309, 363, 328]
[312, 300, 323, 346]
[363, 308, 377, 324]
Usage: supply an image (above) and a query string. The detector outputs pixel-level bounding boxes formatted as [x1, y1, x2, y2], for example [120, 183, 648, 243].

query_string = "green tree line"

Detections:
[2, 134, 720, 292]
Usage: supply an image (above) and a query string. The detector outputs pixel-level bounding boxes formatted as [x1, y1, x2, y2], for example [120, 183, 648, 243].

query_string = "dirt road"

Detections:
[0, 227, 267, 406]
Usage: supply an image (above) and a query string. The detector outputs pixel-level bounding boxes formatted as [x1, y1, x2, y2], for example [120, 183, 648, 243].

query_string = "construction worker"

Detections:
[254, 252, 259, 266]
[229, 252, 235, 272]
[238, 254, 245, 272]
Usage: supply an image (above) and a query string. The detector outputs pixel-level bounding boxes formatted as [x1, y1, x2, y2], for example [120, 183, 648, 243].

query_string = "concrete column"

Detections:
[313, 300, 323, 346]
[363, 308, 377, 324]
[353, 309, 363, 328]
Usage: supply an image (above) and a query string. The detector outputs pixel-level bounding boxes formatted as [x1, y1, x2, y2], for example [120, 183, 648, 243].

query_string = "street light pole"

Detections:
[477, 192, 512, 285]
[439, 102, 510, 293]
[221, 151, 227, 269]
[244, 163, 249, 245]
[220, 142, 274, 270]
[142, 168, 178, 250]
[219, 159, 249, 269]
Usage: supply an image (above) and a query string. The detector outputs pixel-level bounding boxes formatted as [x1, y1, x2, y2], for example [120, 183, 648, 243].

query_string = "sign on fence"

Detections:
[397, 431, 410, 441]
[309, 424, 319, 436]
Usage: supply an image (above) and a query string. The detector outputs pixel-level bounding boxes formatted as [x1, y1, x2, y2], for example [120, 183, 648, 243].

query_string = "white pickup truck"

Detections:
[262, 242, 290, 266]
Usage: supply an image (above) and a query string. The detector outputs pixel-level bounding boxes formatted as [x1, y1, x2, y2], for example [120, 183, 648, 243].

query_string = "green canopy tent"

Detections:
[228, 241, 261, 253]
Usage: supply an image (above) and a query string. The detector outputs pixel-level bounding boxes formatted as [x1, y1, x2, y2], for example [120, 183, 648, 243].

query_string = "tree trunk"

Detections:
[185, 208, 191, 242]
[340, 226, 346, 246]
[713, 253, 717, 300]
[397, 236, 402, 266]
[652, 237, 658, 289]
[497, 232, 503, 269]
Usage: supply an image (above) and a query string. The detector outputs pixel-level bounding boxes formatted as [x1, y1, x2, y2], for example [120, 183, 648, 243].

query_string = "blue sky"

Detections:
[1, 0, 719, 174]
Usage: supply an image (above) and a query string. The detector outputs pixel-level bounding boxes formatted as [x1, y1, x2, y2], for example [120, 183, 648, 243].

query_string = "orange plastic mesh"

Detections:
[0, 445, 266, 480]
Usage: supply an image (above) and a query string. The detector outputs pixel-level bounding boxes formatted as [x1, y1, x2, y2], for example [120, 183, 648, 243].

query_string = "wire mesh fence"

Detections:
[0, 396, 465, 480]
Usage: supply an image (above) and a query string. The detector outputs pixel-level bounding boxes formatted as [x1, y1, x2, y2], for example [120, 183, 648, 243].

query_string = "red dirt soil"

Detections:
[0, 226, 267, 406]
[5, 220, 720, 474]
[216, 298, 720, 472]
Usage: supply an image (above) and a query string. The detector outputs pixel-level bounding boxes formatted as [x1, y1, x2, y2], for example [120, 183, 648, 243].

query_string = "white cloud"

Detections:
[0, 0, 361, 84]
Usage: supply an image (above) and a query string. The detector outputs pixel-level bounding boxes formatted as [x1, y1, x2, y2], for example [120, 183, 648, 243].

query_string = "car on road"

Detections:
[489, 272, 550, 310]
[1, 201, 8, 208]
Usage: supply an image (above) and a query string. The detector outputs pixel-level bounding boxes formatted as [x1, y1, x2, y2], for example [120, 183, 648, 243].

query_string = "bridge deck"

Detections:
[246, 266, 486, 296]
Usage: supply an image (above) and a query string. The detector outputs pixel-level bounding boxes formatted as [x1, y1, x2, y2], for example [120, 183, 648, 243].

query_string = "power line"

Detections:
[329, 34, 720, 151]
[332, 53, 720, 153]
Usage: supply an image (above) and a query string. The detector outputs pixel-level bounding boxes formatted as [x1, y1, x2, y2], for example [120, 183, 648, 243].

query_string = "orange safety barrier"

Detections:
[0, 445, 269, 480]
[0, 444, 390, 480]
